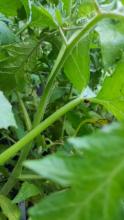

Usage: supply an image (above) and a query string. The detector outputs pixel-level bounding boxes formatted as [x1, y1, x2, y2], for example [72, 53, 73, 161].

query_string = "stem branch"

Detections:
[93, 0, 101, 14]
[33, 12, 124, 126]
[0, 97, 82, 166]
[1, 11, 124, 195]
[16, 92, 32, 131]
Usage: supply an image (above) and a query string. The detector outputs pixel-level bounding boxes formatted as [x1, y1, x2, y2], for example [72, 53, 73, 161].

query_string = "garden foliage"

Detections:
[0, 0, 124, 219]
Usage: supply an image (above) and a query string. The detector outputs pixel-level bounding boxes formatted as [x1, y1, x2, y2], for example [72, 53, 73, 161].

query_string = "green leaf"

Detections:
[64, 38, 90, 92]
[0, 91, 16, 129]
[13, 181, 40, 203]
[92, 61, 124, 120]
[0, 0, 21, 16]
[25, 123, 124, 220]
[0, 21, 16, 45]
[31, 5, 57, 28]
[0, 195, 20, 220]
[49, 87, 65, 103]
[96, 20, 124, 68]
[76, 0, 97, 18]
[0, 40, 38, 91]
[21, 1, 57, 28]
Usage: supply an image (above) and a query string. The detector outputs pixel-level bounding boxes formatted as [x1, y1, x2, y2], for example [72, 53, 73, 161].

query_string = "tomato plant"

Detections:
[0, 0, 124, 219]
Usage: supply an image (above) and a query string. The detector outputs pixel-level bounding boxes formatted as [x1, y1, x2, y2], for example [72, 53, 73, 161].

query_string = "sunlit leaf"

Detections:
[0, 91, 16, 129]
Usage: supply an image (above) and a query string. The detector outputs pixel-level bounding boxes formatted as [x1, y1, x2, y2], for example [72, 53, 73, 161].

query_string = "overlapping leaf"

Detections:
[25, 123, 124, 220]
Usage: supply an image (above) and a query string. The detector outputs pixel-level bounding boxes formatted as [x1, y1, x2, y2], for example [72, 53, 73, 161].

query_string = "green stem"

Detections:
[63, 26, 86, 31]
[74, 118, 98, 137]
[1, 93, 32, 195]
[59, 26, 68, 46]
[68, 12, 124, 45]
[93, 0, 101, 14]
[0, 96, 82, 166]
[33, 43, 67, 126]
[16, 92, 32, 131]
[1, 142, 33, 195]
[16, 21, 30, 36]
[33, 12, 124, 127]
[61, 84, 73, 138]
[68, 0, 72, 17]
[1, 146, 30, 195]
[1, 11, 124, 195]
